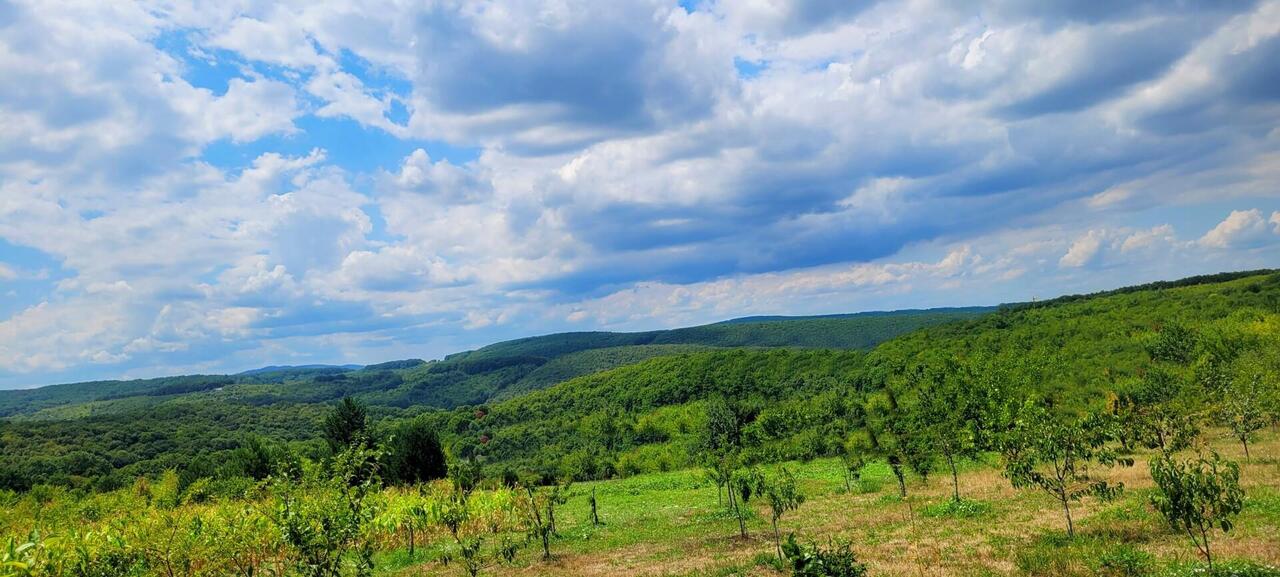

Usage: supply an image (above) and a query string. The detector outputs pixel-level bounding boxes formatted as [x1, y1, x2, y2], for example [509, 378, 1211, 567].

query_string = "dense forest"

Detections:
[2, 271, 1278, 577]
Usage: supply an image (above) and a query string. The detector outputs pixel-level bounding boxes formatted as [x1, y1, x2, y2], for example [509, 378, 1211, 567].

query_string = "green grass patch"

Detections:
[1159, 560, 1280, 577]
[921, 498, 995, 519]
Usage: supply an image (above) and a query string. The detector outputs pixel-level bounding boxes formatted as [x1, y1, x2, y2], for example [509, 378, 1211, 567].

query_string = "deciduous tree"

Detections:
[1149, 450, 1244, 570]
[1001, 401, 1131, 537]
[764, 468, 805, 563]
[729, 466, 765, 539]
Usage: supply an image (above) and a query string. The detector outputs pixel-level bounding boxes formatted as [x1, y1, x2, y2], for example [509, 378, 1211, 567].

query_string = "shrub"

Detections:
[781, 533, 868, 577]
[1145, 322, 1197, 364]
[1149, 451, 1244, 571]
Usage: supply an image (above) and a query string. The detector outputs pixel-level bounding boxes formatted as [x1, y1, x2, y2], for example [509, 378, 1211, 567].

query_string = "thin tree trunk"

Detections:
[408, 524, 414, 558]
[773, 518, 782, 562]
[947, 453, 960, 502]
[1241, 436, 1251, 460]
[1200, 522, 1213, 570]
[732, 490, 748, 539]
[528, 487, 552, 561]
[1061, 495, 1074, 538]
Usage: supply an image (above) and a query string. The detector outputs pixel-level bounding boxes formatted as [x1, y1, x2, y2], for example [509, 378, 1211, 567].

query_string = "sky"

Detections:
[1, 0, 1279, 389]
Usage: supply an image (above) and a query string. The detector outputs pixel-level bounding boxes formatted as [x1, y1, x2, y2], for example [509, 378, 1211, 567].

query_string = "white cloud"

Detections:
[192, 78, 302, 144]
[559, 245, 992, 327]
[1198, 209, 1274, 248]
[1087, 186, 1133, 209]
[0, 148, 376, 375]
[1059, 230, 1105, 268]
[209, 15, 329, 69]
[1120, 224, 1177, 253]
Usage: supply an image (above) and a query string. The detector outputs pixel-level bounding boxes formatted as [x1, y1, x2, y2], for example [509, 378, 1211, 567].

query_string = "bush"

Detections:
[781, 533, 868, 577]
[1144, 323, 1197, 364]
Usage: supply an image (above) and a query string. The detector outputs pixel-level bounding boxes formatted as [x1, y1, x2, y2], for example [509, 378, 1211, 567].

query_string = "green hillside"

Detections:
[455, 307, 992, 360]
[0, 308, 983, 418]
[0, 307, 986, 490]
[379, 307, 990, 407]
[487, 344, 710, 401]
[419, 269, 1280, 479]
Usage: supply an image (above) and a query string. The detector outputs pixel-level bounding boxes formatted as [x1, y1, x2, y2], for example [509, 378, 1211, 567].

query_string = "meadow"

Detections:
[4, 429, 1276, 577]
[382, 431, 1277, 577]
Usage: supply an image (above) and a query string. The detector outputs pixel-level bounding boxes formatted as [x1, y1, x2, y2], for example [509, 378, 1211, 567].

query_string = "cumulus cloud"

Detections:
[0, 146, 380, 377]
[1199, 209, 1278, 248]
[1059, 230, 1105, 268]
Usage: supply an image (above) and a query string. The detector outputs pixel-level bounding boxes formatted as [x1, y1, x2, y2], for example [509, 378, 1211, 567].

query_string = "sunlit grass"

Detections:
[379, 430, 1279, 576]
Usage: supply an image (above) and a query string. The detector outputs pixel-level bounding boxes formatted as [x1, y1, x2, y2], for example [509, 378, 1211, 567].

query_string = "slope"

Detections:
[419, 269, 1280, 479]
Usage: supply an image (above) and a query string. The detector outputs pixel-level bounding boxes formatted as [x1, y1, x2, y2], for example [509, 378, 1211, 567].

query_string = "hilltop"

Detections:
[0, 307, 986, 419]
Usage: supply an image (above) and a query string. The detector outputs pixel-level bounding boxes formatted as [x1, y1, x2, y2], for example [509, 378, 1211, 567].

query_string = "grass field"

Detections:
[377, 430, 1280, 577]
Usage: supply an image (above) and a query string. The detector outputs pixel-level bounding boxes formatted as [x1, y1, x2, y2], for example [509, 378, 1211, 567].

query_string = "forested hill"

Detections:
[0, 306, 986, 418]
[419, 269, 1280, 478]
[426, 306, 992, 404]
[442, 307, 991, 361]
[714, 306, 990, 324]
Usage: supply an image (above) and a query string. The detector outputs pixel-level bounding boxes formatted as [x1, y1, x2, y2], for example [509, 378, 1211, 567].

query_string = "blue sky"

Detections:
[1, 0, 1279, 388]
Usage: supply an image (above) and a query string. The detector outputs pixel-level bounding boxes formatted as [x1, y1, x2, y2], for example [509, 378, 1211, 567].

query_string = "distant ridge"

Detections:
[0, 307, 987, 412]
[237, 364, 363, 376]
[717, 306, 996, 325]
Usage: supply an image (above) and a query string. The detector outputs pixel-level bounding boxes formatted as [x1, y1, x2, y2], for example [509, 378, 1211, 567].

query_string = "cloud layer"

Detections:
[2, 0, 1280, 387]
